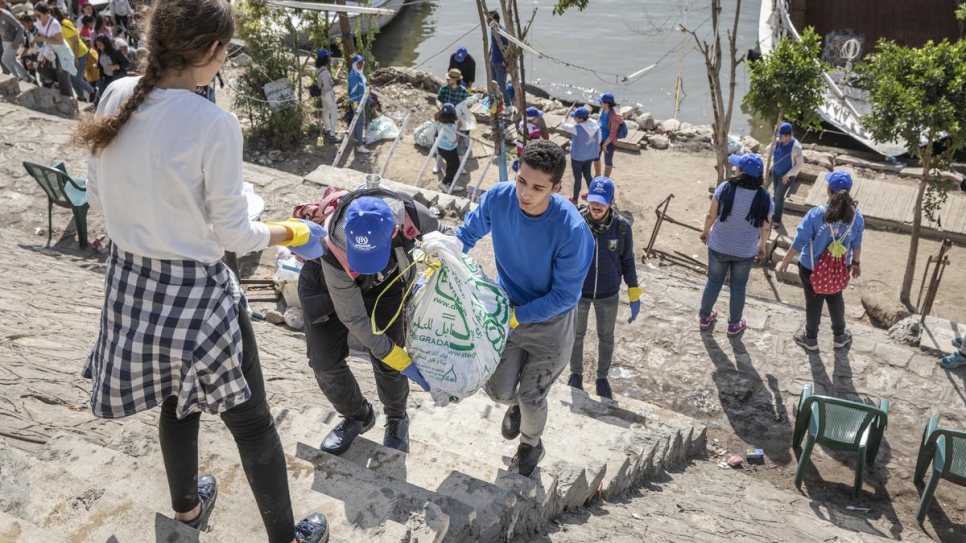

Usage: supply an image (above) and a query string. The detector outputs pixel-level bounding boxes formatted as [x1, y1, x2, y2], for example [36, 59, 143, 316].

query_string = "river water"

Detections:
[372, 0, 770, 137]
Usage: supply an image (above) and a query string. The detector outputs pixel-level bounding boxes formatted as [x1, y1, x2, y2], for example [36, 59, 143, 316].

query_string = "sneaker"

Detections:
[437, 181, 451, 193]
[501, 405, 521, 440]
[294, 512, 330, 543]
[450, 184, 466, 192]
[699, 310, 717, 330]
[727, 319, 747, 337]
[383, 414, 410, 453]
[566, 373, 583, 390]
[580, 192, 588, 201]
[793, 331, 819, 351]
[356, 146, 370, 154]
[89, 88, 98, 104]
[326, 133, 341, 143]
[595, 378, 612, 399]
[833, 330, 853, 349]
[460, 168, 468, 175]
[952, 337, 963, 349]
[179, 474, 217, 531]
[939, 351, 966, 369]
[432, 164, 440, 174]
[509, 440, 545, 477]
[320, 404, 375, 456]
[567, 197, 577, 205]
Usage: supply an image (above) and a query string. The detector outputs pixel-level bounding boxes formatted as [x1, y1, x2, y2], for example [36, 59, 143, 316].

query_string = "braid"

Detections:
[75, 60, 162, 156]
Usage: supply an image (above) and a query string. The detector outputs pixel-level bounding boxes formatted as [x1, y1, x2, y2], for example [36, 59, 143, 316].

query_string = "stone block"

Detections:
[797, 163, 828, 184]
[638, 112, 656, 131]
[648, 134, 669, 150]
[801, 149, 834, 169]
[659, 119, 681, 132]
[0, 73, 20, 100]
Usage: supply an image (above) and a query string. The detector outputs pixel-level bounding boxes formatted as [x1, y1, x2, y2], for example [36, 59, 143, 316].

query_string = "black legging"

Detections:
[438, 146, 461, 187]
[158, 310, 296, 543]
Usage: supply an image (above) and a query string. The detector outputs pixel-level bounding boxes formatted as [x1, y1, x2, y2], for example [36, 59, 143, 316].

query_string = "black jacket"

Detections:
[448, 53, 476, 89]
[580, 207, 638, 299]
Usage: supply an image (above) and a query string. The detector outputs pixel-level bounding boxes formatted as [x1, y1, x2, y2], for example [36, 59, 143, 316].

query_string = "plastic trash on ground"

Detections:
[455, 96, 479, 131]
[413, 120, 437, 148]
[365, 116, 400, 145]
[274, 247, 303, 308]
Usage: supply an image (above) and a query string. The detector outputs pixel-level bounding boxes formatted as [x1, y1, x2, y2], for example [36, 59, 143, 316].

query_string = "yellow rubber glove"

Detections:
[383, 345, 430, 391]
[627, 287, 643, 303]
[509, 308, 519, 329]
[265, 218, 312, 247]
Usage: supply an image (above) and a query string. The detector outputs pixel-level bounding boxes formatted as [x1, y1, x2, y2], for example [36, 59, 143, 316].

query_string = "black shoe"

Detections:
[295, 512, 330, 543]
[321, 404, 375, 456]
[509, 440, 545, 478]
[179, 474, 217, 531]
[596, 378, 613, 399]
[566, 373, 583, 390]
[501, 405, 521, 440]
[326, 133, 341, 143]
[383, 414, 410, 453]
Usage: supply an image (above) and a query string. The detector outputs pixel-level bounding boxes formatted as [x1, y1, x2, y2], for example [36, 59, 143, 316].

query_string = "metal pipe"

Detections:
[645, 194, 674, 259]
[471, 153, 496, 203]
[415, 129, 444, 189]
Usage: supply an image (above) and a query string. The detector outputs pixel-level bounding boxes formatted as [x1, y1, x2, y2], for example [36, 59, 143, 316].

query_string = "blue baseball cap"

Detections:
[587, 176, 615, 205]
[506, 83, 515, 100]
[344, 197, 396, 274]
[525, 106, 543, 118]
[351, 54, 364, 64]
[728, 153, 764, 178]
[778, 122, 793, 135]
[570, 107, 589, 119]
[454, 46, 468, 62]
[440, 102, 455, 116]
[825, 170, 853, 192]
[316, 48, 331, 60]
[597, 92, 615, 104]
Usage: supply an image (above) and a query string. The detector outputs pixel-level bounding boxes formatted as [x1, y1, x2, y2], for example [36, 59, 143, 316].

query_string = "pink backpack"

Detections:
[808, 213, 856, 295]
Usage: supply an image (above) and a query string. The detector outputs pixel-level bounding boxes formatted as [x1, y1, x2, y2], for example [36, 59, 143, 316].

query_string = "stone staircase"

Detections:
[0, 74, 80, 118]
[0, 358, 706, 542]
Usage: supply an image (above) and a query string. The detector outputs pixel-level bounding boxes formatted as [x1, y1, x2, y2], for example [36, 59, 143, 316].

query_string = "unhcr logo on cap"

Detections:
[344, 197, 396, 274]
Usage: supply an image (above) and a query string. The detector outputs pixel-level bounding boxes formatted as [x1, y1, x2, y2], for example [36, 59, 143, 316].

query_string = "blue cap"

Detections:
[351, 54, 364, 64]
[825, 170, 853, 192]
[316, 48, 331, 60]
[570, 107, 589, 119]
[597, 92, 615, 104]
[440, 102, 455, 116]
[728, 153, 764, 178]
[525, 106, 543, 118]
[344, 197, 396, 274]
[778, 122, 793, 135]
[506, 83, 515, 100]
[587, 176, 615, 205]
[454, 46, 468, 62]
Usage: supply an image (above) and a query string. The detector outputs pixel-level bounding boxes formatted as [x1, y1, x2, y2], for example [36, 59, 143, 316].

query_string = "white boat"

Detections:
[758, 0, 960, 157]
[325, 0, 404, 40]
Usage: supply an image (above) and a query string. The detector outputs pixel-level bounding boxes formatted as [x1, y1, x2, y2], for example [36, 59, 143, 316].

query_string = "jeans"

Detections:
[699, 248, 755, 325]
[485, 310, 575, 446]
[438, 146, 460, 187]
[70, 52, 94, 98]
[490, 60, 508, 104]
[1, 41, 30, 80]
[799, 264, 846, 338]
[302, 260, 409, 421]
[771, 171, 793, 224]
[571, 158, 593, 200]
[570, 294, 619, 380]
[158, 310, 296, 543]
[352, 107, 366, 146]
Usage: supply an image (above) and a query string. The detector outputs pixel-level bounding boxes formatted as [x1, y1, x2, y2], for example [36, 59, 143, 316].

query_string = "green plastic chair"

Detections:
[914, 416, 966, 525]
[793, 384, 889, 499]
[23, 160, 89, 248]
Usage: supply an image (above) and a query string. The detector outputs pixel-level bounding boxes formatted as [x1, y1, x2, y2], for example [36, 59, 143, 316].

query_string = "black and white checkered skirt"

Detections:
[83, 247, 252, 419]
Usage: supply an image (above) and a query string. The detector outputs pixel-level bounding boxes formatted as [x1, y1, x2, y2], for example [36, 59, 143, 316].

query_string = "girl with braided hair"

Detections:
[75, 1, 329, 541]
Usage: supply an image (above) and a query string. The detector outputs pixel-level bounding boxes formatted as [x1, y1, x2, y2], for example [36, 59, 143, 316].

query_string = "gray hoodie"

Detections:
[0, 9, 25, 44]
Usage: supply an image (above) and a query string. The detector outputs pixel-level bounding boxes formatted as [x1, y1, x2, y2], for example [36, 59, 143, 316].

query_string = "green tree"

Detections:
[857, 38, 966, 306]
[551, 0, 588, 16]
[743, 27, 827, 177]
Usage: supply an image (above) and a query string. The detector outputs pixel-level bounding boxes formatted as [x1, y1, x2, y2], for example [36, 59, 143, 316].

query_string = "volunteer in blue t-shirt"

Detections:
[777, 171, 864, 351]
[766, 122, 803, 228]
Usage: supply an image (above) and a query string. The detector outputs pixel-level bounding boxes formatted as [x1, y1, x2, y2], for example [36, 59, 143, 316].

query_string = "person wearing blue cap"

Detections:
[434, 102, 464, 192]
[456, 139, 594, 477]
[298, 188, 453, 458]
[594, 92, 624, 178]
[315, 48, 340, 143]
[698, 153, 773, 336]
[567, 176, 640, 399]
[515, 106, 548, 158]
[765, 122, 803, 229]
[777, 170, 864, 351]
[560, 104, 601, 202]
[448, 45, 475, 89]
[487, 11, 510, 104]
[348, 54, 369, 154]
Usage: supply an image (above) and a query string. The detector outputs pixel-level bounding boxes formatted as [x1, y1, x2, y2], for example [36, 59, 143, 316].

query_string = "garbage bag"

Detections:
[406, 232, 511, 405]
[455, 96, 478, 131]
[414, 120, 437, 148]
[366, 116, 400, 144]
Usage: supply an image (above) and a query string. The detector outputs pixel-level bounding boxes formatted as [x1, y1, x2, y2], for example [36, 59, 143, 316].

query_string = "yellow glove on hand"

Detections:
[265, 218, 312, 247]
[382, 345, 412, 372]
[628, 287, 643, 303]
[509, 308, 519, 329]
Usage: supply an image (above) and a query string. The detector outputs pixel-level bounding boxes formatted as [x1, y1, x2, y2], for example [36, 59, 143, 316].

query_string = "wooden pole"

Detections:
[334, 0, 355, 55]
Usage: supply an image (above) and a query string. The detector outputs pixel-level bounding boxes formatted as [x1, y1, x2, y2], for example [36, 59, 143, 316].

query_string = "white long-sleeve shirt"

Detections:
[88, 77, 270, 263]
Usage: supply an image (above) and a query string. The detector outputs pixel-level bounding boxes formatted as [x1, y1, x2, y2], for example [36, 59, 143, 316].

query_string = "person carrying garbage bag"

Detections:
[294, 184, 453, 456]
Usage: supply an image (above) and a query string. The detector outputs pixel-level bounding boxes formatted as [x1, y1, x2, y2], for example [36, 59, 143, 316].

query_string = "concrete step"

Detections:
[103, 418, 414, 543]
[0, 439, 220, 543]
[0, 509, 70, 542]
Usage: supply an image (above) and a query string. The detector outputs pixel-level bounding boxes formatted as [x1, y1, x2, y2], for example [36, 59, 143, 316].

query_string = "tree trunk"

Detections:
[900, 141, 933, 306]
[763, 110, 782, 188]
[474, 0, 493, 94]
[334, 0, 355, 56]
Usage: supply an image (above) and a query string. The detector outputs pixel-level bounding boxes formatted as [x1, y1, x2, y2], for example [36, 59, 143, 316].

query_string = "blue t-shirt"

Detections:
[490, 28, 509, 64]
[791, 205, 864, 270]
[599, 110, 610, 142]
[455, 182, 594, 323]
[709, 182, 774, 258]
[438, 122, 458, 151]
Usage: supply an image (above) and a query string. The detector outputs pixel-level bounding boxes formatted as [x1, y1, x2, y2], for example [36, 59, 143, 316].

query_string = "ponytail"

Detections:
[824, 189, 856, 224]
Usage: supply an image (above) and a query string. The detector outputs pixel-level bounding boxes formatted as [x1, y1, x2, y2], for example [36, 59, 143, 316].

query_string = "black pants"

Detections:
[158, 310, 296, 543]
[37, 64, 72, 97]
[799, 264, 846, 338]
[439, 146, 460, 187]
[301, 260, 409, 421]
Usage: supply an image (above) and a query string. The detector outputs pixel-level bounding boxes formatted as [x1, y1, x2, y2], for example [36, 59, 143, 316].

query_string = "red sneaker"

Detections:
[580, 192, 588, 201]
[567, 197, 577, 205]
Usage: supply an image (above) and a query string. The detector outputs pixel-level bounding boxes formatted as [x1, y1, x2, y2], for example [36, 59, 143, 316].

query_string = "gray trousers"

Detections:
[570, 293, 619, 380]
[484, 310, 575, 446]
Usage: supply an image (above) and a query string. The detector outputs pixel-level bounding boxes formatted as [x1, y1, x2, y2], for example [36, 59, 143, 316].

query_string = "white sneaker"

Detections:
[432, 165, 440, 174]
[437, 181, 450, 192]
[451, 184, 466, 192]
[460, 168, 468, 175]
[356, 146, 370, 154]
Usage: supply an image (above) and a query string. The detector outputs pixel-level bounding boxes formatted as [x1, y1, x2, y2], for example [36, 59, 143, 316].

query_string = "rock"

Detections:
[623, 120, 640, 132]
[619, 106, 638, 121]
[264, 309, 285, 325]
[258, 158, 269, 166]
[741, 136, 761, 154]
[648, 135, 670, 150]
[694, 125, 713, 143]
[638, 112, 656, 131]
[888, 316, 922, 347]
[660, 119, 681, 133]
[370, 66, 443, 93]
[802, 149, 834, 169]
[268, 150, 284, 162]
[861, 281, 912, 328]
[16, 85, 77, 118]
[0, 74, 20, 100]
[680, 122, 693, 131]
[283, 307, 304, 329]
[673, 128, 696, 140]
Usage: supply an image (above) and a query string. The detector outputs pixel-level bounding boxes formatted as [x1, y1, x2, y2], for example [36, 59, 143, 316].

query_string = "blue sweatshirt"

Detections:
[580, 208, 638, 299]
[490, 28, 509, 64]
[348, 69, 365, 106]
[791, 205, 864, 270]
[455, 182, 594, 323]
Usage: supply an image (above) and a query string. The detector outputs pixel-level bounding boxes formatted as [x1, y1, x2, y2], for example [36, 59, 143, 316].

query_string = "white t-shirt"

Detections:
[109, 0, 134, 17]
[87, 77, 271, 263]
[36, 17, 62, 55]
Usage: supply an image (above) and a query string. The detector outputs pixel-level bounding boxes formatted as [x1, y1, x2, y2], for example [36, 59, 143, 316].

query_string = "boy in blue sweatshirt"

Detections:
[456, 140, 595, 477]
